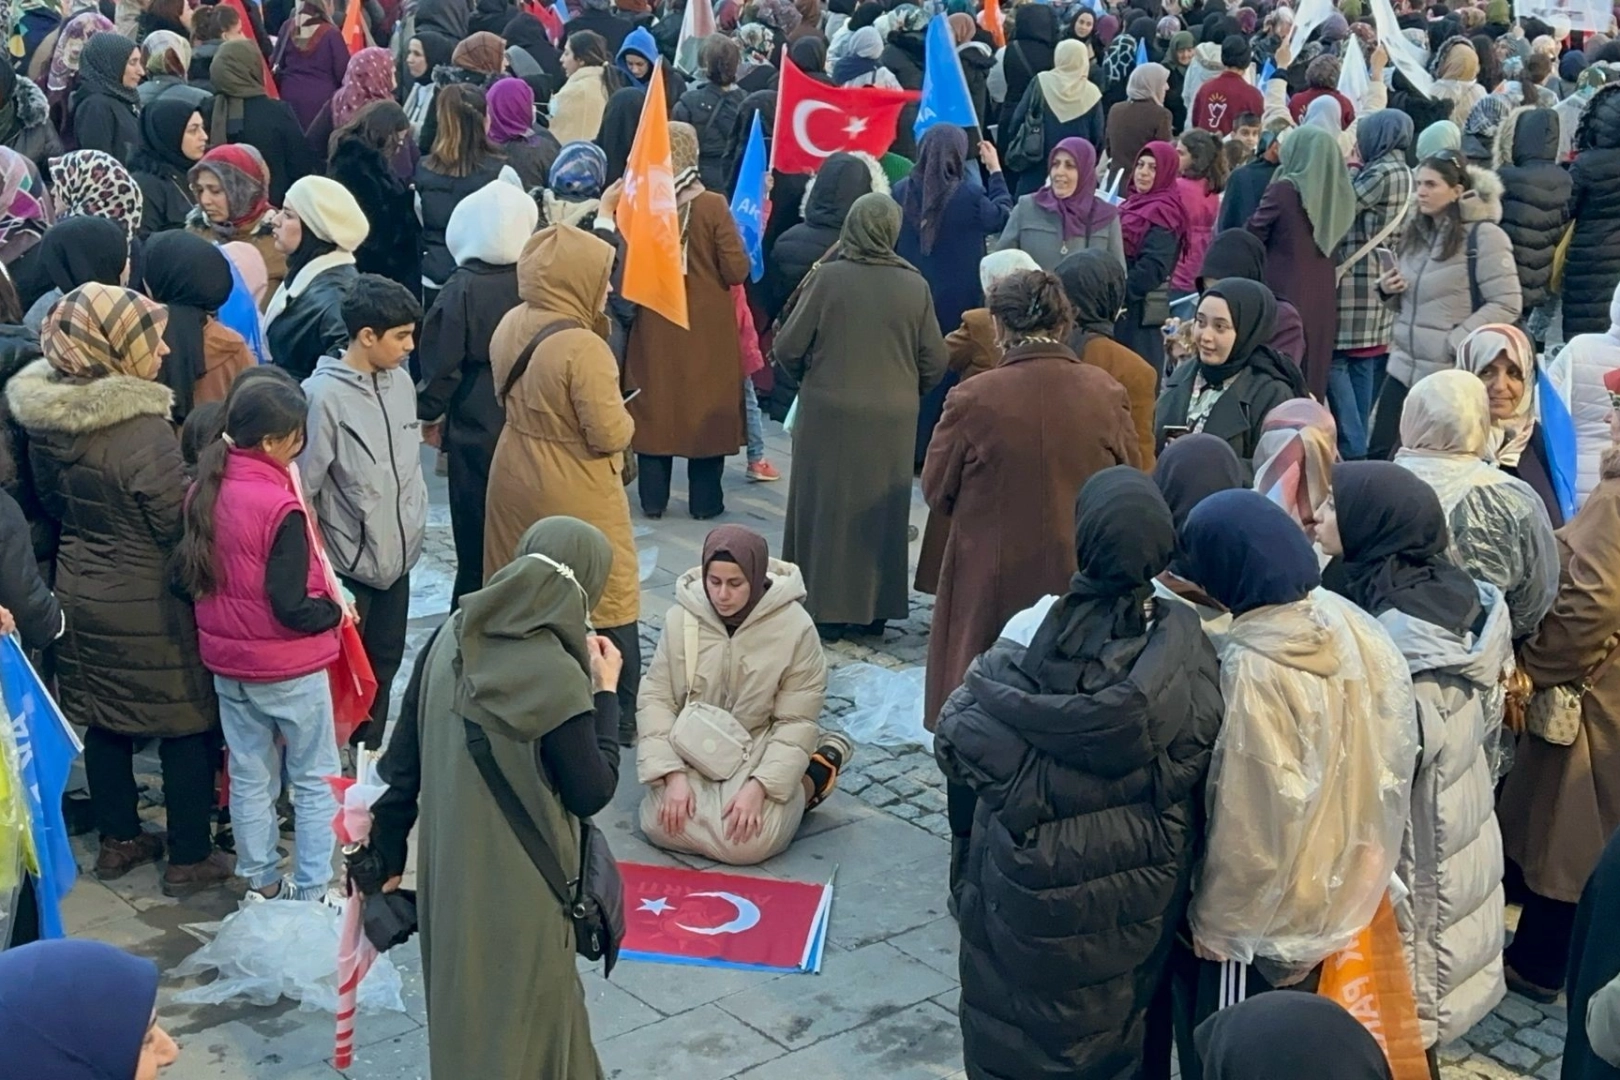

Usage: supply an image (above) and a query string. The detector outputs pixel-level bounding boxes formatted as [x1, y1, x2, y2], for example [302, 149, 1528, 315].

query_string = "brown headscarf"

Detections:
[453, 31, 507, 75]
[702, 525, 770, 631]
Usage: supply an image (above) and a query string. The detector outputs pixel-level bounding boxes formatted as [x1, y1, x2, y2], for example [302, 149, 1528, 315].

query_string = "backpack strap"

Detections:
[1466, 223, 1482, 313]
[499, 318, 585, 401]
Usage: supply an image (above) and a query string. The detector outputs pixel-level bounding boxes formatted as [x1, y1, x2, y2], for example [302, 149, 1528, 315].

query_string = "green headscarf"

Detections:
[1168, 30, 1195, 70]
[454, 516, 613, 741]
[1270, 126, 1355, 257]
[838, 192, 916, 270]
[1339, 0, 1365, 22]
[208, 39, 267, 145]
[1485, 0, 1510, 23]
[1416, 118, 1462, 159]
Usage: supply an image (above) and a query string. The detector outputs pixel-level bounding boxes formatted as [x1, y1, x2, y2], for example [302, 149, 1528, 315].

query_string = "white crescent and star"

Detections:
[790, 102, 873, 159]
[636, 891, 762, 935]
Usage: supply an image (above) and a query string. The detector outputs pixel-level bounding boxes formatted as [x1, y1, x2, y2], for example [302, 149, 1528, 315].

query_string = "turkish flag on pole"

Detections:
[771, 57, 918, 174]
[616, 63, 689, 329]
[620, 863, 831, 971]
[980, 0, 1006, 48]
[341, 0, 367, 54]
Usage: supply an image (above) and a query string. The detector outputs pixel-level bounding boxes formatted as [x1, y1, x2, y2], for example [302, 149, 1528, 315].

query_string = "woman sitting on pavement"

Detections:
[637, 525, 850, 866]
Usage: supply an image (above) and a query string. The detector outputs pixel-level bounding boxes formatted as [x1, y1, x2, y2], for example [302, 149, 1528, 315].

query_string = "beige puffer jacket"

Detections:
[637, 559, 829, 865]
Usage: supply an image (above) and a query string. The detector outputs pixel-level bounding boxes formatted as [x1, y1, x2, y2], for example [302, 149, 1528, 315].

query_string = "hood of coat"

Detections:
[5, 358, 173, 436]
[14, 77, 49, 131]
[1192, 41, 1222, 72]
[799, 151, 888, 225]
[515, 224, 615, 324]
[958, 40, 994, 68]
[962, 599, 1207, 777]
[1494, 105, 1560, 168]
[674, 557, 808, 633]
[1223, 591, 1344, 678]
[1459, 165, 1505, 224]
[1376, 580, 1511, 686]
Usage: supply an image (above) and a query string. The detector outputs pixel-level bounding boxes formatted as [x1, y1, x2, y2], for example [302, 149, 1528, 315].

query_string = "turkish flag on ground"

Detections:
[771, 57, 918, 174]
[620, 863, 829, 971]
[616, 63, 689, 329]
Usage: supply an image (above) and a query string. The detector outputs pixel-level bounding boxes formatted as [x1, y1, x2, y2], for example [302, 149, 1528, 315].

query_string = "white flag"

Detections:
[1338, 34, 1371, 112]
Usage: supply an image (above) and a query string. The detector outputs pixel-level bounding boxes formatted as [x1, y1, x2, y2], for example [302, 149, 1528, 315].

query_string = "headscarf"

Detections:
[1399, 369, 1493, 458]
[669, 119, 702, 204]
[1457, 322, 1538, 467]
[331, 47, 396, 129]
[1034, 137, 1117, 240]
[188, 144, 272, 235]
[41, 282, 168, 381]
[209, 38, 268, 145]
[1416, 118, 1462, 157]
[905, 123, 967, 256]
[1485, 0, 1510, 23]
[948, 11, 974, 45]
[1038, 39, 1103, 122]
[0, 940, 161, 1080]
[453, 30, 508, 76]
[737, 22, 776, 68]
[1303, 94, 1344, 132]
[47, 12, 113, 94]
[1055, 248, 1124, 336]
[289, 0, 335, 52]
[702, 524, 771, 631]
[1198, 277, 1277, 388]
[1252, 398, 1338, 531]
[550, 140, 608, 198]
[1465, 93, 1514, 143]
[1119, 140, 1185, 256]
[754, 0, 803, 36]
[36, 216, 128, 296]
[1270, 125, 1354, 256]
[1152, 432, 1247, 579]
[839, 192, 914, 269]
[597, 86, 646, 183]
[1096, 14, 1121, 45]
[1197, 227, 1267, 288]
[1328, 460, 1483, 634]
[217, 240, 270, 361]
[888, 3, 927, 34]
[834, 24, 884, 81]
[142, 29, 191, 78]
[1181, 488, 1322, 615]
[142, 230, 233, 418]
[49, 150, 142, 238]
[1127, 61, 1170, 103]
[486, 76, 538, 143]
[1103, 33, 1140, 86]
[788, 36, 827, 76]
[1019, 468, 1176, 692]
[1357, 108, 1414, 164]
[456, 517, 612, 738]
[1166, 28, 1194, 70]
[1318, 12, 1351, 41]
[134, 93, 200, 178]
[1195, 993, 1394, 1080]
[1439, 40, 1480, 82]
[74, 31, 139, 107]
[1561, 51, 1591, 85]
[0, 147, 45, 248]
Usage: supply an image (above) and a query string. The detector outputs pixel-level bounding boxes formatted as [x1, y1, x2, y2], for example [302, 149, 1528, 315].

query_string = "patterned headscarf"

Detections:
[888, 3, 926, 32]
[47, 11, 114, 93]
[452, 31, 506, 75]
[187, 144, 272, 233]
[548, 140, 607, 198]
[0, 147, 45, 247]
[142, 30, 191, 77]
[736, 22, 776, 67]
[331, 47, 396, 129]
[41, 283, 169, 381]
[1252, 398, 1338, 533]
[752, 0, 802, 36]
[49, 150, 143, 239]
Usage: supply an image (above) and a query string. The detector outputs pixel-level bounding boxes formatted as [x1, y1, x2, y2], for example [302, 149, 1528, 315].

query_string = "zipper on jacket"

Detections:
[374, 372, 408, 581]
[339, 421, 377, 463]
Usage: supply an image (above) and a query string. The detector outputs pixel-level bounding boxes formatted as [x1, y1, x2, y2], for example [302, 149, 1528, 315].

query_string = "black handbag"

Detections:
[463, 718, 626, 976]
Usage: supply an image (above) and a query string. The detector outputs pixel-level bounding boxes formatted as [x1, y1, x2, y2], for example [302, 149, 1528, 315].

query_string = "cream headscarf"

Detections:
[1457, 323, 1538, 468]
[1399, 369, 1494, 459]
[1038, 40, 1102, 123]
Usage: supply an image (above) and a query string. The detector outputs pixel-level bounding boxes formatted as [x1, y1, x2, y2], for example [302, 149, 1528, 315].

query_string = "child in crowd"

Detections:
[178, 372, 345, 903]
[299, 275, 427, 749]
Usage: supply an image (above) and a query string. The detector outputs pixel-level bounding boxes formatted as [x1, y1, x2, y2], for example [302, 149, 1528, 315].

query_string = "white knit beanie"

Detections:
[447, 172, 539, 268]
[282, 176, 369, 253]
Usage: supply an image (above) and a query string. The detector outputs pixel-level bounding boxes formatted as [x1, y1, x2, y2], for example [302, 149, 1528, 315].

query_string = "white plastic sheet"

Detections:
[172, 900, 405, 1014]
[825, 663, 931, 751]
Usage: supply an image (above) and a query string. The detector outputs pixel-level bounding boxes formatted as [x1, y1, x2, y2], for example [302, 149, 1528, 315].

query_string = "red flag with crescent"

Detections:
[620, 863, 833, 971]
[771, 57, 918, 174]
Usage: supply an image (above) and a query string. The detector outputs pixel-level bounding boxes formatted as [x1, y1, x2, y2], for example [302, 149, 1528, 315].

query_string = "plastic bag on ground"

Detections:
[825, 663, 931, 751]
[638, 546, 659, 582]
[171, 899, 404, 1014]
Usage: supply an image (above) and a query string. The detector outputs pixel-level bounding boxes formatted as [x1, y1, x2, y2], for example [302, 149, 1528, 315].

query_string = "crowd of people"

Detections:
[0, 0, 1619, 1075]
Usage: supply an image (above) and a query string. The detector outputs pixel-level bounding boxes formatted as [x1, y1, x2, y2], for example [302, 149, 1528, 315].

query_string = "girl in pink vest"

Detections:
[176, 372, 347, 903]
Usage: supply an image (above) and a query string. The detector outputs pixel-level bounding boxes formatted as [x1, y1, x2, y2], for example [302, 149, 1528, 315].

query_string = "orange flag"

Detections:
[341, 0, 366, 54]
[980, 0, 1005, 47]
[616, 63, 689, 329]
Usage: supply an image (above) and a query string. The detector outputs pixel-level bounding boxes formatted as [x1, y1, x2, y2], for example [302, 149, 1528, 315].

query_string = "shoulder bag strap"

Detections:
[1466, 223, 1483, 313]
[500, 318, 585, 401]
[681, 608, 699, 706]
[1334, 194, 1412, 286]
[462, 717, 577, 913]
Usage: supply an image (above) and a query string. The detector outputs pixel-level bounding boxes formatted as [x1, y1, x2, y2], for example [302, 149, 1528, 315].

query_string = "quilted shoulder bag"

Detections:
[1525, 634, 1620, 747]
[667, 609, 752, 782]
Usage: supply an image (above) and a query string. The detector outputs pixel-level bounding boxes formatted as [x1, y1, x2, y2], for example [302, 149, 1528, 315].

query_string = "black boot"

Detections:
[948, 834, 969, 921]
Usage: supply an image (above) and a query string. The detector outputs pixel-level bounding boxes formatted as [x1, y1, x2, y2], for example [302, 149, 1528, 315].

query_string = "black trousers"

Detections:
[597, 622, 642, 735]
[446, 437, 496, 606]
[1367, 373, 1410, 461]
[83, 727, 214, 865]
[1506, 887, 1579, 990]
[638, 454, 725, 518]
[341, 571, 413, 749]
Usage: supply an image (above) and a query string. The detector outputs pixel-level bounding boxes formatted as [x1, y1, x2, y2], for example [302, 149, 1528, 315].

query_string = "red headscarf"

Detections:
[1118, 140, 1186, 257]
[192, 145, 273, 230]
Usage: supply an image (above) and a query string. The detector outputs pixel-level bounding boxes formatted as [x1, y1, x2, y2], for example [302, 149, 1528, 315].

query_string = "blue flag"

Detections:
[914, 14, 978, 140]
[553, 0, 570, 23]
[1536, 367, 1579, 522]
[1256, 57, 1275, 86]
[729, 113, 768, 283]
[2, 636, 80, 939]
[1134, 35, 1149, 68]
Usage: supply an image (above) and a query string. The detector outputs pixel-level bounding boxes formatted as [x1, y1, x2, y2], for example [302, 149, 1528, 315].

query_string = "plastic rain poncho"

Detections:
[1189, 589, 1418, 979]
[1394, 370, 1560, 638]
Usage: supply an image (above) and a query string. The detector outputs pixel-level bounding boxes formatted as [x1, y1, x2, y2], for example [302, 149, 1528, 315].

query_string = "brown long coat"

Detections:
[1500, 466, 1620, 903]
[625, 192, 751, 460]
[920, 342, 1139, 729]
[483, 225, 639, 629]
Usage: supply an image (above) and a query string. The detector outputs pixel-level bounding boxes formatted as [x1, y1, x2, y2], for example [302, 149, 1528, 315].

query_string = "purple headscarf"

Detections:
[1096, 13, 1120, 44]
[486, 77, 538, 144]
[1033, 137, 1117, 239]
[1119, 140, 1186, 256]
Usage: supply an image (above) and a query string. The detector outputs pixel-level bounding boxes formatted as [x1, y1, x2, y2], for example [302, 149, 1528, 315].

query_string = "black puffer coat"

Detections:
[935, 599, 1223, 1080]
[763, 151, 886, 320]
[1493, 106, 1572, 312]
[1565, 86, 1620, 338]
[0, 326, 53, 569]
[4, 359, 215, 737]
[998, 6, 1059, 149]
[881, 31, 927, 160]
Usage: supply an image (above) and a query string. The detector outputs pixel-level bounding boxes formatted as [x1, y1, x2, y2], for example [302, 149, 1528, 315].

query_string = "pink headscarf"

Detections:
[1253, 398, 1339, 533]
[221, 240, 269, 304]
[331, 47, 397, 129]
[1118, 140, 1186, 257]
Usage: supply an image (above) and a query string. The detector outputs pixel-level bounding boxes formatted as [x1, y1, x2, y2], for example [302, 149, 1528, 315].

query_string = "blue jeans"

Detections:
[743, 378, 765, 464]
[216, 671, 340, 896]
[1328, 350, 1384, 460]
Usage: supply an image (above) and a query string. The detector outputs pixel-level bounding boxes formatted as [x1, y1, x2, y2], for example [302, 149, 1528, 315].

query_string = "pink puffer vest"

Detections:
[195, 450, 340, 682]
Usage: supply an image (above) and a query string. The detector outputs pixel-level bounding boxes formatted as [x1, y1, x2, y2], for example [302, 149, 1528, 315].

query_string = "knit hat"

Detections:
[282, 175, 369, 251]
[447, 176, 539, 266]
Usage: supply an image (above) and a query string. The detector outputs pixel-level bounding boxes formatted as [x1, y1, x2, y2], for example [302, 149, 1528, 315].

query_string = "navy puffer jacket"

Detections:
[1494, 106, 1573, 312]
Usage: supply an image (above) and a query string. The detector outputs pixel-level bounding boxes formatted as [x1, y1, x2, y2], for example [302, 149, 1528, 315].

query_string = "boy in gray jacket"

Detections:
[299, 275, 427, 748]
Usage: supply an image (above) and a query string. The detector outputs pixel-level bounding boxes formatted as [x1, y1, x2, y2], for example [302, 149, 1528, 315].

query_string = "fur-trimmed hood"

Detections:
[1460, 164, 1505, 223]
[12, 77, 49, 132]
[5, 359, 174, 436]
[799, 150, 889, 225]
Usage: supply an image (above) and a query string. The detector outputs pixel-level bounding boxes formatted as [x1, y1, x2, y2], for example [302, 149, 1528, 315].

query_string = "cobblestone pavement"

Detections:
[76, 426, 1564, 1079]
